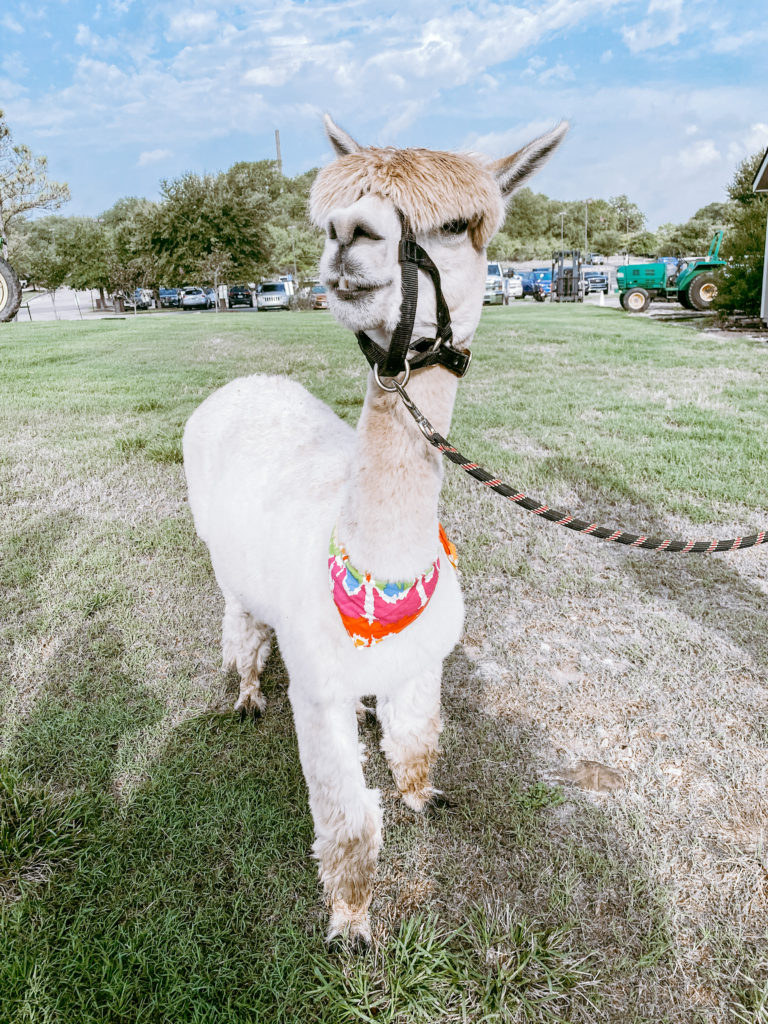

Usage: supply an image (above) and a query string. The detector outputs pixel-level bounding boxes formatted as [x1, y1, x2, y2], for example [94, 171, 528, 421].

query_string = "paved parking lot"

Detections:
[14, 286, 624, 322]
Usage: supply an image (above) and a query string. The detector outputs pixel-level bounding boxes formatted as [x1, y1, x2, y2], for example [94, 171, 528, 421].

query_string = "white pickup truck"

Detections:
[483, 261, 505, 305]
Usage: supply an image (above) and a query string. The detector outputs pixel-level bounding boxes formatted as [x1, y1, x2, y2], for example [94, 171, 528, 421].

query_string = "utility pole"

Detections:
[559, 211, 565, 251]
[275, 129, 282, 175]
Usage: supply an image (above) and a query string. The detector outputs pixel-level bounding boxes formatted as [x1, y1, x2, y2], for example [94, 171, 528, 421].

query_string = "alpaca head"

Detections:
[310, 116, 568, 350]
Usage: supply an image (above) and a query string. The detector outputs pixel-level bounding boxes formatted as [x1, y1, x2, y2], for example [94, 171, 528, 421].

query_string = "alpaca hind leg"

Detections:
[291, 690, 382, 945]
[222, 601, 272, 715]
[378, 669, 443, 812]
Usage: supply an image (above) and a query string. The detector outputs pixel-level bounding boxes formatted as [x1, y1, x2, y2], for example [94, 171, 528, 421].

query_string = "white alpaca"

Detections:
[183, 115, 567, 944]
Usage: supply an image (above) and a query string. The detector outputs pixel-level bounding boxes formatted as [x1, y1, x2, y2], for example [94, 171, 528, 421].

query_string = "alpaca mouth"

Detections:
[332, 277, 391, 301]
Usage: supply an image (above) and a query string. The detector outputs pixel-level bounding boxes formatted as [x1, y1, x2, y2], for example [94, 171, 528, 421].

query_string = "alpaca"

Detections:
[183, 115, 567, 944]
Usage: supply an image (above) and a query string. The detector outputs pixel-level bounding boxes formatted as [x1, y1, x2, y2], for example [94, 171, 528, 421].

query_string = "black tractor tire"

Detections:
[533, 289, 545, 303]
[623, 287, 650, 313]
[678, 287, 694, 310]
[687, 273, 718, 311]
[0, 258, 22, 322]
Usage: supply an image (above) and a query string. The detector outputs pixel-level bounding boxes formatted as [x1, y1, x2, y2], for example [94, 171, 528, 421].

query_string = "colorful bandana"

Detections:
[329, 525, 458, 648]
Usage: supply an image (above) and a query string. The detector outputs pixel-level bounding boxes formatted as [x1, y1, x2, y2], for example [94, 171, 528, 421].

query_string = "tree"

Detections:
[15, 217, 70, 316]
[65, 218, 113, 297]
[0, 109, 70, 258]
[656, 201, 730, 257]
[151, 165, 273, 282]
[196, 246, 234, 311]
[713, 151, 767, 315]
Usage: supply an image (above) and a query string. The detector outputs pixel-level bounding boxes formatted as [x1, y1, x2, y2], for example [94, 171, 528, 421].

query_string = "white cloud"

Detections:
[2, 13, 24, 33]
[539, 63, 574, 84]
[727, 123, 768, 164]
[674, 138, 720, 170]
[622, 0, 685, 53]
[138, 148, 171, 166]
[1, 52, 28, 79]
[75, 24, 99, 47]
[710, 26, 768, 54]
[166, 9, 218, 42]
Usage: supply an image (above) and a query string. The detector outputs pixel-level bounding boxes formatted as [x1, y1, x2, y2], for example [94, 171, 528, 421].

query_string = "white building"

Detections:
[753, 149, 768, 325]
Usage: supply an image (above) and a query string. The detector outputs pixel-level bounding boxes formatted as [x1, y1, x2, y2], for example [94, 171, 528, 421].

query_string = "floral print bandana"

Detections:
[329, 525, 458, 648]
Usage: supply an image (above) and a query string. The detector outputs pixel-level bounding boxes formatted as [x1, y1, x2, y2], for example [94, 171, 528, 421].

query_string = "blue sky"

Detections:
[1, 0, 767, 230]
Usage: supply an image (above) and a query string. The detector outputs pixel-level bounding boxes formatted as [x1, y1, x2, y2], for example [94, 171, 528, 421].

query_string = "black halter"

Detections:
[355, 229, 472, 381]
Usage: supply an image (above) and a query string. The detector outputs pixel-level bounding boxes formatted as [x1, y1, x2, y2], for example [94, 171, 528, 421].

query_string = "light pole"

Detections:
[289, 225, 298, 291]
[584, 199, 589, 256]
[559, 210, 565, 251]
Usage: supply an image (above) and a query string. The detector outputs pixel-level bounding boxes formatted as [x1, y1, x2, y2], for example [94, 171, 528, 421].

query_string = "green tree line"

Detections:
[5, 159, 324, 299]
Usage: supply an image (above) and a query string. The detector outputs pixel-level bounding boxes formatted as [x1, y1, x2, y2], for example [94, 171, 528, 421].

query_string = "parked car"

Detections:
[587, 253, 606, 265]
[204, 287, 217, 308]
[484, 261, 505, 305]
[310, 284, 328, 309]
[582, 268, 609, 294]
[124, 288, 153, 310]
[228, 285, 253, 307]
[159, 287, 181, 308]
[181, 286, 215, 310]
[256, 281, 291, 311]
[503, 271, 524, 302]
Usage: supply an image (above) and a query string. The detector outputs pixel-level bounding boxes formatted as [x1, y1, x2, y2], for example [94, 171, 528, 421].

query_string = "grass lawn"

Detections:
[1, 305, 767, 1023]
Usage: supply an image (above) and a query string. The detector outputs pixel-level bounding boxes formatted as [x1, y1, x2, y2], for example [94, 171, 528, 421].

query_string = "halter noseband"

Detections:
[355, 228, 472, 383]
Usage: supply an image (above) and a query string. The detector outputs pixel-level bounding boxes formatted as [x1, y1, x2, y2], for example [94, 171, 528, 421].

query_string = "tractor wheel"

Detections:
[619, 291, 628, 309]
[0, 258, 22, 323]
[687, 273, 718, 311]
[623, 287, 650, 313]
[678, 287, 693, 310]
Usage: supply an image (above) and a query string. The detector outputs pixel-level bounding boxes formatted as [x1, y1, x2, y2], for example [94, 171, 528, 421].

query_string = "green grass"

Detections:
[2, 305, 767, 1022]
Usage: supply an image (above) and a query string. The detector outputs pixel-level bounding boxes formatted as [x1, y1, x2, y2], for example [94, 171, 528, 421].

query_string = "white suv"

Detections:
[256, 281, 291, 311]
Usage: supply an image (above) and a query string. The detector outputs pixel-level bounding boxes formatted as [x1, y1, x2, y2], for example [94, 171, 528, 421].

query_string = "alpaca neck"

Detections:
[337, 366, 458, 582]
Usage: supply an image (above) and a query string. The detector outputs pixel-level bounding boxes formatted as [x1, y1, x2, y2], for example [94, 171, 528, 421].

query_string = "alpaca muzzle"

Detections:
[356, 228, 472, 382]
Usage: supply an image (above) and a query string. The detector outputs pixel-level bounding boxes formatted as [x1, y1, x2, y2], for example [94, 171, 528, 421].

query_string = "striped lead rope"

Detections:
[392, 380, 767, 554]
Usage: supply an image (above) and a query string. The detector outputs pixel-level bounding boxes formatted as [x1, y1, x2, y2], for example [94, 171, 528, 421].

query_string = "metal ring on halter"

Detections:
[373, 362, 411, 392]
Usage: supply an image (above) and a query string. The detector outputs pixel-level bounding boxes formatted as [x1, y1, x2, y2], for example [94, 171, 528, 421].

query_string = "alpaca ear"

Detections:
[323, 114, 362, 158]
[492, 121, 569, 200]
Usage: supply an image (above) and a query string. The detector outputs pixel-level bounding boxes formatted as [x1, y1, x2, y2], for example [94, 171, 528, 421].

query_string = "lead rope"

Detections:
[389, 379, 766, 554]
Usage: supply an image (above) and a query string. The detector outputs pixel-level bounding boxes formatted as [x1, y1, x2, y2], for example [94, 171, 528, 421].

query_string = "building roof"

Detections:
[753, 147, 768, 192]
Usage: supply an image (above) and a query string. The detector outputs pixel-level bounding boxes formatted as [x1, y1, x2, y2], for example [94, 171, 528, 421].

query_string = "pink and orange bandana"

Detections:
[329, 525, 458, 648]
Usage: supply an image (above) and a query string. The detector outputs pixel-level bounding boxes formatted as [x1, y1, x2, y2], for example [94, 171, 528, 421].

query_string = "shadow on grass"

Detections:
[522, 449, 768, 675]
[2, 639, 692, 1023]
[1, 645, 324, 1023]
[359, 647, 686, 1023]
[623, 551, 768, 677]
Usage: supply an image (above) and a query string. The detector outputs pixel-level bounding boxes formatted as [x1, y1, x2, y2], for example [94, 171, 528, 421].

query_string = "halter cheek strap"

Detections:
[355, 230, 472, 381]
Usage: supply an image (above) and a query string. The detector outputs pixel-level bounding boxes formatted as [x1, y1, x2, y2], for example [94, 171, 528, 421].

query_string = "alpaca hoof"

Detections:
[238, 705, 261, 722]
[326, 905, 372, 949]
[401, 787, 451, 813]
[425, 791, 454, 813]
[234, 684, 266, 718]
[327, 930, 370, 955]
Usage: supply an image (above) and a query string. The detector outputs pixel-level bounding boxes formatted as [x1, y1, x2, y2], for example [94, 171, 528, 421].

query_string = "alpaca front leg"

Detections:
[378, 670, 443, 812]
[291, 692, 382, 945]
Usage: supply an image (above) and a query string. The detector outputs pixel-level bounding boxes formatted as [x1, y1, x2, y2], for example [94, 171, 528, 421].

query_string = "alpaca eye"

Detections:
[441, 219, 468, 235]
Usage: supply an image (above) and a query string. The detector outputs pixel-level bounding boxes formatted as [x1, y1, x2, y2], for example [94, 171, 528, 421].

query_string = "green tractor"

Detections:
[0, 238, 22, 322]
[616, 230, 725, 313]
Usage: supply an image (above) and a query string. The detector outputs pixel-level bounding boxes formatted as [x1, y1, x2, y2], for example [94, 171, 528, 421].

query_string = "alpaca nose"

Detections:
[327, 209, 384, 247]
